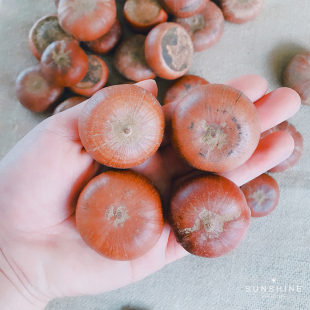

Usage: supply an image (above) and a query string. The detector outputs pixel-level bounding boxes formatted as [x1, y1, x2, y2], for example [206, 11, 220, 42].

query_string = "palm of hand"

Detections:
[0, 76, 300, 304]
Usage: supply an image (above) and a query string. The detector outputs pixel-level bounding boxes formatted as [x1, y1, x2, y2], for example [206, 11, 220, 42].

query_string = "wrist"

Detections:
[0, 266, 49, 310]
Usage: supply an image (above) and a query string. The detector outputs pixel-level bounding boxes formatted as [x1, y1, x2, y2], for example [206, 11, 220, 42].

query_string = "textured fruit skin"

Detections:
[240, 173, 279, 217]
[76, 170, 164, 261]
[124, 0, 168, 33]
[114, 35, 156, 82]
[220, 0, 264, 24]
[284, 52, 310, 106]
[145, 22, 194, 80]
[163, 74, 209, 105]
[58, 0, 117, 41]
[159, 0, 209, 18]
[40, 40, 88, 87]
[175, 1, 224, 52]
[28, 14, 75, 60]
[84, 18, 122, 54]
[16, 65, 64, 112]
[171, 84, 261, 173]
[261, 121, 303, 173]
[78, 84, 165, 168]
[53, 96, 86, 114]
[168, 173, 251, 258]
[69, 55, 109, 97]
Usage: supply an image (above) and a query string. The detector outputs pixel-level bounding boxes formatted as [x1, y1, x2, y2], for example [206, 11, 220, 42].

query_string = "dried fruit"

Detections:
[241, 173, 279, 217]
[40, 40, 88, 87]
[114, 35, 156, 82]
[284, 51, 310, 106]
[16, 65, 64, 112]
[28, 15, 75, 60]
[159, 0, 208, 18]
[53, 96, 86, 114]
[220, 0, 264, 24]
[124, 0, 168, 33]
[58, 0, 117, 41]
[171, 84, 261, 172]
[79, 84, 165, 168]
[174, 1, 224, 52]
[76, 170, 164, 261]
[261, 121, 303, 172]
[168, 173, 251, 258]
[84, 18, 122, 54]
[163, 74, 209, 105]
[145, 22, 194, 80]
[69, 54, 109, 97]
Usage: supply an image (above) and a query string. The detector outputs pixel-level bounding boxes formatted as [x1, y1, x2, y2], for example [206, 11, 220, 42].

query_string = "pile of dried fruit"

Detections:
[16, 0, 266, 114]
[14, 0, 304, 261]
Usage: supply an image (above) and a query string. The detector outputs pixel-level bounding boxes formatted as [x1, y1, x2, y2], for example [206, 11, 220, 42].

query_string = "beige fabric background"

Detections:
[0, 0, 309, 309]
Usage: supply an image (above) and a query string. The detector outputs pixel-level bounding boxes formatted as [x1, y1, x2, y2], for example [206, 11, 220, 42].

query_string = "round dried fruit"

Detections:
[163, 74, 209, 105]
[76, 170, 164, 261]
[69, 55, 109, 97]
[28, 15, 75, 60]
[240, 173, 279, 217]
[145, 22, 194, 80]
[78, 84, 165, 168]
[171, 84, 261, 173]
[261, 121, 303, 172]
[84, 18, 122, 54]
[168, 173, 251, 258]
[40, 40, 88, 87]
[174, 1, 224, 52]
[16, 65, 64, 112]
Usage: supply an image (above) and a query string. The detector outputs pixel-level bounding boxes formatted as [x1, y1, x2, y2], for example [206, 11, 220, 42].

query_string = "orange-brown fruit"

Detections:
[58, 0, 117, 41]
[76, 170, 164, 261]
[159, 0, 209, 18]
[163, 74, 209, 105]
[171, 84, 261, 173]
[69, 55, 109, 97]
[261, 121, 303, 173]
[28, 15, 75, 60]
[145, 22, 194, 80]
[284, 52, 310, 106]
[124, 0, 168, 33]
[16, 65, 64, 113]
[79, 84, 165, 168]
[40, 40, 88, 87]
[240, 173, 279, 217]
[220, 0, 264, 24]
[174, 1, 224, 52]
[168, 173, 251, 258]
[84, 18, 122, 55]
[114, 35, 156, 82]
[53, 96, 86, 114]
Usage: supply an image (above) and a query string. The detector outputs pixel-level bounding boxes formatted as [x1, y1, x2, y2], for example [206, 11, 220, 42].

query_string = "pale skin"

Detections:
[0, 75, 300, 309]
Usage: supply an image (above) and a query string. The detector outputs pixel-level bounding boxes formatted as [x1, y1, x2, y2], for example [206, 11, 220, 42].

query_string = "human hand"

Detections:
[0, 75, 300, 309]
